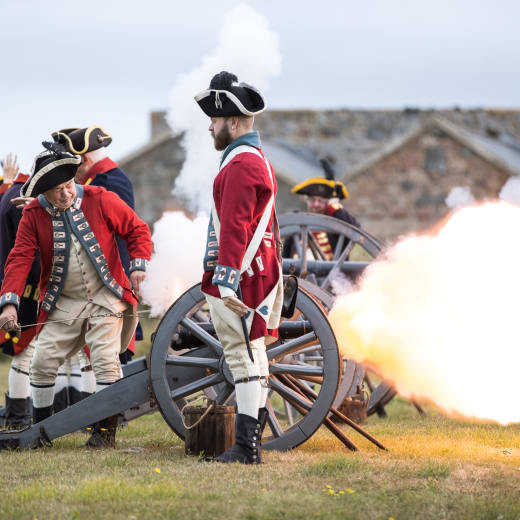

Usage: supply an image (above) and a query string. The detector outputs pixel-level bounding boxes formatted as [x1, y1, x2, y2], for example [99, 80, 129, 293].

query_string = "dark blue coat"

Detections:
[0, 179, 40, 354]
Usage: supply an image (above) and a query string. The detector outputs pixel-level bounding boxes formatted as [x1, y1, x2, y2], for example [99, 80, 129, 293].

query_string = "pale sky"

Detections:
[1, 0, 519, 171]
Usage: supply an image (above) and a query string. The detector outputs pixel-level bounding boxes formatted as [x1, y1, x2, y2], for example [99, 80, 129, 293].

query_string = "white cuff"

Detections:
[218, 286, 236, 299]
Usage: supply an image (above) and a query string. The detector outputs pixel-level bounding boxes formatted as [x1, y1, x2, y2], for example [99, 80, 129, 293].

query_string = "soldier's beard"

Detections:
[213, 125, 233, 151]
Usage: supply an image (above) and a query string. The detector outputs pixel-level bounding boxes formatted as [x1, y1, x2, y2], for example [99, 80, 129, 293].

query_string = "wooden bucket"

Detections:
[183, 404, 235, 458]
[334, 394, 368, 425]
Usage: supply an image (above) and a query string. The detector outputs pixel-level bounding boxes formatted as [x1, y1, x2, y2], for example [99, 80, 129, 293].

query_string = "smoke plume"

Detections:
[140, 212, 207, 316]
[330, 201, 520, 424]
[167, 3, 282, 213]
[141, 5, 281, 316]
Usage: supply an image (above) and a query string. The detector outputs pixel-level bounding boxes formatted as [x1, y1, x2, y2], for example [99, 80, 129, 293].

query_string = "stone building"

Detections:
[120, 108, 520, 241]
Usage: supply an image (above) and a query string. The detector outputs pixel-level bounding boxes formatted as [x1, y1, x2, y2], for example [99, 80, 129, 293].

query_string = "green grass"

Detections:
[0, 357, 518, 519]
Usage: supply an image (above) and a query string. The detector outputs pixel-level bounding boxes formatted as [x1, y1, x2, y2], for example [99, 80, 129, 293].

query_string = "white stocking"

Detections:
[8, 367, 30, 399]
[32, 385, 55, 408]
[235, 381, 261, 419]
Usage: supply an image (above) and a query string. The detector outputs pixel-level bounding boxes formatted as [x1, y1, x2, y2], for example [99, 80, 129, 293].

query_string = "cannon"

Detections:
[0, 211, 404, 452]
[0, 280, 385, 452]
[278, 212, 424, 418]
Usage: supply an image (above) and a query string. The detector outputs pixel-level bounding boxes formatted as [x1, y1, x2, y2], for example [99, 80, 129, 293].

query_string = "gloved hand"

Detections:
[0, 304, 21, 343]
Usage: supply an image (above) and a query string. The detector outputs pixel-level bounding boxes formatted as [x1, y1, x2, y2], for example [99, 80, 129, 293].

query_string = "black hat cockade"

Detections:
[20, 142, 81, 197]
[195, 71, 266, 117]
[291, 158, 349, 200]
[51, 125, 112, 155]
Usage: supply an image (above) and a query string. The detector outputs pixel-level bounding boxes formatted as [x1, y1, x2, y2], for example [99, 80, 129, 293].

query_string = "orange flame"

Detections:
[330, 202, 520, 424]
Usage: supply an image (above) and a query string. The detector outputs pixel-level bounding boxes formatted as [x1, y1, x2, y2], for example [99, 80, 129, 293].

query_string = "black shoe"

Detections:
[2, 394, 32, 429]
[215, 413, 261, 464]
[257, 407, 269, 463]
[86, 415, 118, 448]
[53, 387, 69, 414]
[33, 405, 53, 424]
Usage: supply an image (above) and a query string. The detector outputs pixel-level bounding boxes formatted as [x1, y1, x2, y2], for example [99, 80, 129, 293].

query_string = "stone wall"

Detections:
[120, 134, 186, 225]
[122, 109, 519, 238]
[345, 128, 510, 240]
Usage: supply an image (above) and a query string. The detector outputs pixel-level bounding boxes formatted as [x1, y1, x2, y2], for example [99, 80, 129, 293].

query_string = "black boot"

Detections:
[215, 413, 261, 464]
[3, 394, 32, 429]
[68, 386, 84, 406]
[257, 407, 269, 463]
[33, 405, 53, 424]
[85, 415, 118, 448]
[53, 387, 69, 414]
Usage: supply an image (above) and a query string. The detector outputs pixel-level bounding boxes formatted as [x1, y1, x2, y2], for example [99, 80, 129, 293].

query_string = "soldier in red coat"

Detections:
[0, 144, 152, 448]
[195, 71, 283, 464]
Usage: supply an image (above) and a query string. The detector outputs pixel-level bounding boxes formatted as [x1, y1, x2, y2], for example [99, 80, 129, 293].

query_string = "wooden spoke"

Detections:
[270, 363, 324, 377]
[333, 235, 345, 260]
[269, 377, 313, 412]
[215, 384, 235, 405]
[265, 399, 284, 438]
[166, 355, 219, 371]
[267, 332, 317, 360]
[320, 239, 355, 290]
[170, 372, 224, 400]
[300, 226, 309, 278]
[308, 232, 327, 260]
[180, 317, 223, 355]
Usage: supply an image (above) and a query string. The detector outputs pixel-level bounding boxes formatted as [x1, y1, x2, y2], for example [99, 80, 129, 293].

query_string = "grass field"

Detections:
[0, 355, 518, 520]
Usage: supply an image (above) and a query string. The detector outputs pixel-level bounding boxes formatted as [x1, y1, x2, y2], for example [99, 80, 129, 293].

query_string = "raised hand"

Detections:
[1, 153, 20, 184]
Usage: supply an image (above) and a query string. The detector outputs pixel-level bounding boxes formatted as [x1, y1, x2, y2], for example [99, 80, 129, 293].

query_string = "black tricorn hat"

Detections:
[51, 125, 112, 155]
[20, 142, 81, 197]
[195, 71, 266, 117]
[291, 158, 349, 200]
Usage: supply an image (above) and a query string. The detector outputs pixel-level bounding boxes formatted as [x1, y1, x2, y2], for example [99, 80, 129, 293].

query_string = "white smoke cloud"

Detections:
[445, 186, 475, 209]
[141, 5, 282, 316]
[140, 211, 207, 316]
[167, 3, 282, 213]
[499, 176, 520, 204]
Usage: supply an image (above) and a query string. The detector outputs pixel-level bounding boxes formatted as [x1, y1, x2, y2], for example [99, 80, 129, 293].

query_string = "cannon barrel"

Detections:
[282, 259, 370, 277]
[171, 320, 312, 350]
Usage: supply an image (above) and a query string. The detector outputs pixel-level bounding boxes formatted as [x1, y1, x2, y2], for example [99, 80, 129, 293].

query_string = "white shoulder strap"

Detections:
[211, 145, 275, 274]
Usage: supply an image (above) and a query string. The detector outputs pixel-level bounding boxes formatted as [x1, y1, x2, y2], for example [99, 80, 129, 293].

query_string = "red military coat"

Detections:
[201, 135, 281, 341]
[0, 185, 152, 336]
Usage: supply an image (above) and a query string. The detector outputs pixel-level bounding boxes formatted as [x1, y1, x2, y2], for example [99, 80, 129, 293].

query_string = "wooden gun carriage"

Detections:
[0, 213, 401, 452]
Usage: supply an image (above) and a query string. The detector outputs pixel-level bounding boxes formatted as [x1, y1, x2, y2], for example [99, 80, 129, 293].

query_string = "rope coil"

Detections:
[181, 396, 216, 430]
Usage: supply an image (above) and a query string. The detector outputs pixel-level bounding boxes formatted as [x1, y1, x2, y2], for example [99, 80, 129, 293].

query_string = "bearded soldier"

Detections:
[195, 71, 283, 464]
[0, 144, 152, 447]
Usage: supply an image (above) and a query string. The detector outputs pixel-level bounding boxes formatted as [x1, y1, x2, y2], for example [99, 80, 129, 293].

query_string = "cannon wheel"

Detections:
[279, 213, 388, 415]
[149, 283, 341, 451]
[279, 212, 383, 291]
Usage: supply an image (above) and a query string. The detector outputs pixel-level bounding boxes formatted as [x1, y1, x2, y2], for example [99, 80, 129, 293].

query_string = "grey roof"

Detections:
[261, 139, 322, 185]
[343, 116, 520, 181]
[434, 117, 520, 176]
[119, 108, 520, 185]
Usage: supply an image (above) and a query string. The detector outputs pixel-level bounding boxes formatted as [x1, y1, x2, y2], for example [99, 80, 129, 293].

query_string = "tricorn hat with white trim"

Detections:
[195, 71, 266, 117]
[51, 125, 112, 155]
[20, 142, 81, 197]
[291, 158, 349, 200]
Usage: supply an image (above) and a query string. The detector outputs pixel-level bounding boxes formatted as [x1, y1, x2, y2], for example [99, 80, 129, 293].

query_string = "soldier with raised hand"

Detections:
[195, 71, 283, 464]
[0, 154, 37, 428]
[0, 143, 152, 448]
